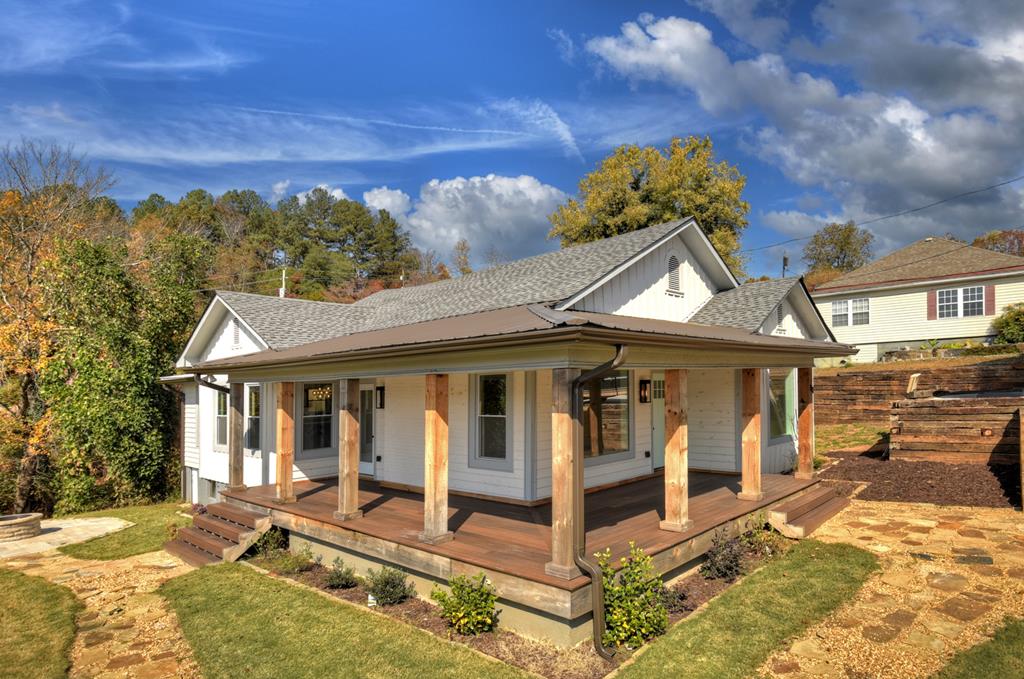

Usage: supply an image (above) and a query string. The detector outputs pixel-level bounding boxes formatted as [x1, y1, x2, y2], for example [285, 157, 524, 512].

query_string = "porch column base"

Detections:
[659, 519, 694, 533]
[226, 484, 247, 492]
[273, 495, 296, 505]
[418, 530, 454, 545]
[794, 470, 815, 481]
[736, 491, 764, 502]
[333, 510, 363, 522]
[544, 561, 581, 580]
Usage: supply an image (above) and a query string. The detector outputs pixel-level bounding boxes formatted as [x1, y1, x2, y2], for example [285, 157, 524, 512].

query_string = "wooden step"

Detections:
[164, 538, 221, 567]
[769, 486, 838, 525]
[179, 526, 234, 556]
[194, 513, 249, 542]
[206, 502, 270, 531]
[784, 496, 850, 539]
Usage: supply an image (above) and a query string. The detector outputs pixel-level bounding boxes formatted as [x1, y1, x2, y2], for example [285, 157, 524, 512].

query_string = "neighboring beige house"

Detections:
[811, 237, 1024, 362]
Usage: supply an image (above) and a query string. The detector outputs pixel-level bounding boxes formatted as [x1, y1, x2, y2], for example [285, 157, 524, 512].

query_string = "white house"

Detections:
[163, 218, 849, 647]
[811, 237, 1024, 363]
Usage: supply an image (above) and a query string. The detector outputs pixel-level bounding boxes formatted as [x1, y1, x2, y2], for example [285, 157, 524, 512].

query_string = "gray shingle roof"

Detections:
[690, 277, 800, 331]
[217, 291, 374, 349]
[815, 237, 1024, 292]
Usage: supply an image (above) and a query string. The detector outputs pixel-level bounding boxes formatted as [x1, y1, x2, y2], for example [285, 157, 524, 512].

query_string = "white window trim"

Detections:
[244, 384, 261, 457]
[298, 382, 336, 459]
[831, 298, 869, 326]
[582, 369, 635, 467]
[767, 368, 796, 444]
[214, 390, 228, 451]
[937, 286, 985, 319]
[469, 373, 514, 472]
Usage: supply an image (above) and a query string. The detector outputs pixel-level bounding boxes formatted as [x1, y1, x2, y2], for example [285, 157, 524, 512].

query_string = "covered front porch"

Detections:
[224, 471, 817, 591]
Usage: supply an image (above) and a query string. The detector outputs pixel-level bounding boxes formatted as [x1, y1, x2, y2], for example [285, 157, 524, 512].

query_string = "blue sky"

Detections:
[3, 1, 1024, 276]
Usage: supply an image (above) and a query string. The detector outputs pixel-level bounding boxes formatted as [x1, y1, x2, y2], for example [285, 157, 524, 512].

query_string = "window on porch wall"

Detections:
[246, 385, 260, 450]
[215, 391, 228, 447]
[768, 368, 795, 440]
[477, 374, 508, 459]
[302, 383, 333, 451]
[582, 370, 630, 457]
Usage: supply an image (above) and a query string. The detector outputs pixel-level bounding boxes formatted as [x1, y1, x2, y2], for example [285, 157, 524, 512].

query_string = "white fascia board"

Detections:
[175, 295, 269, 368]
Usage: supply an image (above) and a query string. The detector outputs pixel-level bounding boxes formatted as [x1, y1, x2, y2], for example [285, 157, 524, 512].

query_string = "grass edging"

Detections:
[0, 568, 83, 679]
[932, 616, 1024, 679]
[612, 540, 879, 679]
[59, 503, 191, 560]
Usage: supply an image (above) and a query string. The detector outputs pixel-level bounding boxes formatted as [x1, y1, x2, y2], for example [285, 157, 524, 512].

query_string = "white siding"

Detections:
[573, 234, 716, 321]
[689, 369, 739, 472]
[182, 383, 200, 469]
[760, 298, 810, 339]
[815, 274, 1024, 361]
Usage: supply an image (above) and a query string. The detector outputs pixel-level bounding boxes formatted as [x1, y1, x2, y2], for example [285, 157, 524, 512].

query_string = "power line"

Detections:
[740, 173, 1024, 254]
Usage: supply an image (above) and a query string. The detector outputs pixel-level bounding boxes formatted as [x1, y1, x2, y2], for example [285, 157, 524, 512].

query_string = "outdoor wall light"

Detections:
[375, 385, 385, 409]
[638, 379, 652, 403]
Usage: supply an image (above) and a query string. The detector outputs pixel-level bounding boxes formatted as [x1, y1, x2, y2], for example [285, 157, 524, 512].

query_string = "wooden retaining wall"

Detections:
[816, 361, 1024, 424]
[888, 395, 1024, 464]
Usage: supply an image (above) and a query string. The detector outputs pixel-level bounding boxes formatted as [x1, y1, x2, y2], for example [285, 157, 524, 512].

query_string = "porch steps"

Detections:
[163, 502, 272, 567]
[768, 486, 849, 539]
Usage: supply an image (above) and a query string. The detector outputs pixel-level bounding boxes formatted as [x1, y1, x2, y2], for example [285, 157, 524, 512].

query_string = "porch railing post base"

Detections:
[333, 510, 363, 522]
[418, 530, 453, 545]
[658, 519, 694, 533]
[543, 561, 581, 580]
[736, 491, 764, 502]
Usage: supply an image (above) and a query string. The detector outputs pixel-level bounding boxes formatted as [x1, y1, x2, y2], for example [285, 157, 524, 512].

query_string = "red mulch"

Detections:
[820, 450, 1021, 508]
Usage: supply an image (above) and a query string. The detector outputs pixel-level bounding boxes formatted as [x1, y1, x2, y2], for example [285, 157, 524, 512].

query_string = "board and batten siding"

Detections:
[815, 274, 1024, 360]
[573, 235, 716, 321]
[759, 298, 811, 338]
[688, 369, 740, 472]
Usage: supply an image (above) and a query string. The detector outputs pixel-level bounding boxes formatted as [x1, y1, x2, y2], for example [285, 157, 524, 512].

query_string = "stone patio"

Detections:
[0, 517, 130, 558]
[760, 499, 1024, 678]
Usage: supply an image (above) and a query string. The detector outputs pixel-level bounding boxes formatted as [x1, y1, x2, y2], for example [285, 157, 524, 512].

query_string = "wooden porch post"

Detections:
[796, 367, 815, 480]
[275, 381, 296, 503]
[545, 367, 582, 579]
[419, 373, 453, 544]
[227, 382, 245, 491]
[660, 369, 692, 532]
[738, 368, 764, 501]
[335, 379, 363, 521]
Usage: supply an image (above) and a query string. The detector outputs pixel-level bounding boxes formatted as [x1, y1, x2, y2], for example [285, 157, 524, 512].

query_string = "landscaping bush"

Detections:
[254, 526, 287, 557]
[597, 542, 668, 648]
[700, 530, 745, 581]
[994, 303, 1024, 344]
[430, 573, 499, 635]
[741, 517, 786, 561]
[366, 566, 415, 606]
[264, 545, 316, 575]
[325, 558, 358, 589]
[658, 584, 688, 614]
[191, 503, 207, 515]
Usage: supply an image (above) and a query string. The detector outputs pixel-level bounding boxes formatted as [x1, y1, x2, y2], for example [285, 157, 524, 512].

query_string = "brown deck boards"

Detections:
[224, 472, 814, 590]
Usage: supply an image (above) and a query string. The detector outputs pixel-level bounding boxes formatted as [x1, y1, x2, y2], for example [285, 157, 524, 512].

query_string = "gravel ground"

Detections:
[820, 451, 1021, 508]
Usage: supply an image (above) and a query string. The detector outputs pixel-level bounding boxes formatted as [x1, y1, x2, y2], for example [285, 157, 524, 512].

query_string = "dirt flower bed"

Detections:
[820, 451, 1021, 508]
[249, 532, 786, 679]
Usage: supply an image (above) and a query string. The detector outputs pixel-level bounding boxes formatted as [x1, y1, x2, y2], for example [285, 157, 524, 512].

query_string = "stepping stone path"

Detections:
[3, 548, 200, 678]
[760, 499, 1024, 678]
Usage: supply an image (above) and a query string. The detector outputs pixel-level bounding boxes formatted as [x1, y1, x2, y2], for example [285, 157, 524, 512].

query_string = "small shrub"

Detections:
[265, 544, 315, 575]
[191, 503, 207, 515]
[700, 529, 745, 581]
[166, 521, 180, 541]
[994, 303, 1024, 344]
[254, 526, 287, 557]
[741, 520, 786, 561]
[366, 565, 415, 605]
[598, 542, 668, 648]
[658, 584, 688, 614]
[325, 557, 359, 589]
[431, 572, 499, 635]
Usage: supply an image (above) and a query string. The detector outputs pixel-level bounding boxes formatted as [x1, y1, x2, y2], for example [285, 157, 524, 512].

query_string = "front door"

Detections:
[651, 372, 665, 469]
[359, 387, 375, 476]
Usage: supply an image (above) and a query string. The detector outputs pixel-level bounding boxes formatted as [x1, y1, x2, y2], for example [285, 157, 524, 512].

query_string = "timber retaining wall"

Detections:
[889, 394, 1024, 464]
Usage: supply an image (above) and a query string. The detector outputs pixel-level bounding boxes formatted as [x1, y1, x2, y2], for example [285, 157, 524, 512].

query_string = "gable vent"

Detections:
[667, 255, 680, 292]
[232, 318, 240, 346]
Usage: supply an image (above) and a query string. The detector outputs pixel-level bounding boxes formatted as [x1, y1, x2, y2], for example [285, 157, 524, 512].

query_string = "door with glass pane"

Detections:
[359, 386, 374, 476]
[651, 372, 665, 469]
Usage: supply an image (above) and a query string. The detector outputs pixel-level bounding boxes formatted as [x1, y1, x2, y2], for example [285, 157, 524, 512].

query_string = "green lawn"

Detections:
[618, 541, 878, 679]
[815, 422, 889, 454]
[59, 502, 191, 560]
[0, 568, 82, 679]
[933, 617, 1024, 679]
[161, 563, 527, 679]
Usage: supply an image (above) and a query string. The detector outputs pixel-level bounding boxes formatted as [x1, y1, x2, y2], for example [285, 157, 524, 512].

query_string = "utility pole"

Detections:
[279, 267, 286, 298]
[782, 253, 789, 278]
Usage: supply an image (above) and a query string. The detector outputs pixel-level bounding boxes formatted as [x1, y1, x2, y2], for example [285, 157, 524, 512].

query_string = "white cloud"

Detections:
[365, 174, 567, 261]
[587, 11, 1024, 250]
[297, 184, 347, 204]
[687, 0, 788, 51]
[547, 28, 577, 64]
[487, 98, 583, 161]
[363, 186, 412, 217]
[270, 179, 291, 203]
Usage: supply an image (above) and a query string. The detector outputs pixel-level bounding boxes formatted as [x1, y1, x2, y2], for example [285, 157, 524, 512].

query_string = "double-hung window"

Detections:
[937, 286, 985, 318]
[245, 385, 261, 451]
[302, 383, 333, 452]
[473, 374, 510, 468]
[768, 368, 795, 440]
[582, 370, 630, 458]
[215, 391, 228, 448]
[831, 298, 869, 326]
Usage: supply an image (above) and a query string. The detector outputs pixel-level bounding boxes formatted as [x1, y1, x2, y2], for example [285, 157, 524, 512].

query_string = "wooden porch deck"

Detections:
[224, 472, 815, 591]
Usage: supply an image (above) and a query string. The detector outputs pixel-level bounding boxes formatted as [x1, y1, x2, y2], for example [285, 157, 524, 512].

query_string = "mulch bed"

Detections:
[820, 450, 1021, 508]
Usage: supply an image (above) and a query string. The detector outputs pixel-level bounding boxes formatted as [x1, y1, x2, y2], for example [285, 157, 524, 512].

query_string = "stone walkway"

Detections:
[3, 549, 200, 678]
[0, 517, 130, 558]
[761, 499, 1024, 678]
